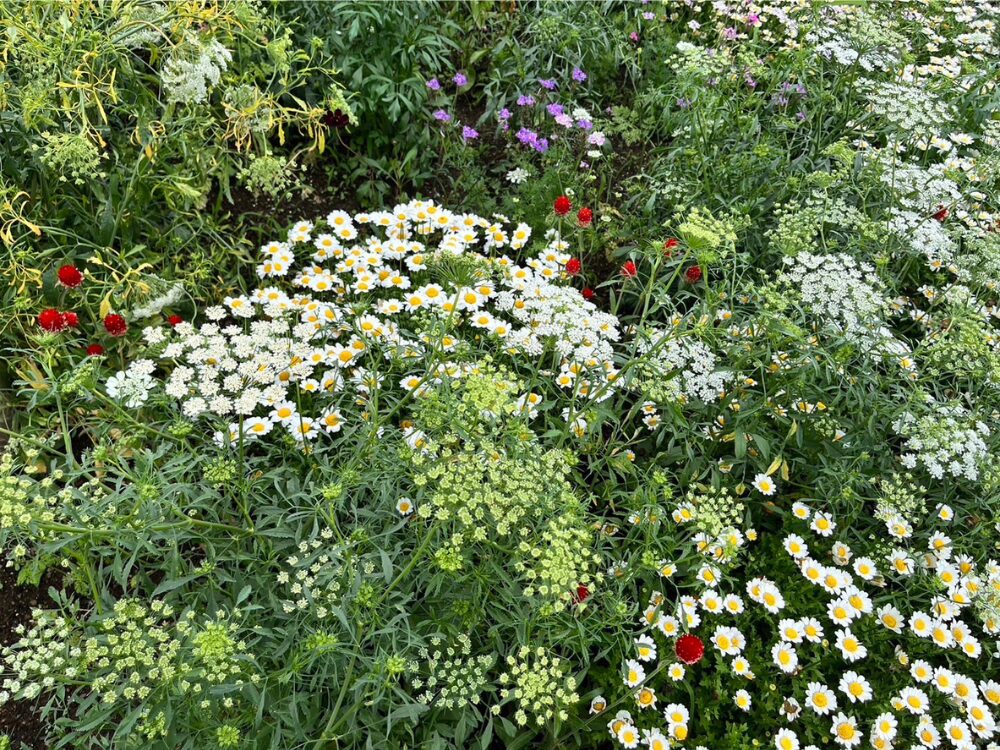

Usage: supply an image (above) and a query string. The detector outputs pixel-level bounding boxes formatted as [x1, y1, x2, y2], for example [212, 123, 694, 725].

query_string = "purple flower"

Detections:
[533, 137, 549, 153]
[630, 31, 640, 43]
[571, 67, 587, 82]
[433, 110, 452, 122]
[587, 132, 606, 146]
[517, 94, 536, 107]
[579, 160, 590, 169]
[677, 98, 691, 109]
[642, 11, 655, 20]
[576, 119, 593, 131]
[797, 111, 807, 121]
[723, 27, 738, 40]
[516, 127, 538, 145]
[462, 125, 479, 141]
[453, 72, 468, 87]
[539, 78, 558, 90]
[555, 113, 573, 128]
[546, 103, 565, 117]
[746, 13, 761, 27]
[426, 78, 441, 91]
[498, 107, 512, 121]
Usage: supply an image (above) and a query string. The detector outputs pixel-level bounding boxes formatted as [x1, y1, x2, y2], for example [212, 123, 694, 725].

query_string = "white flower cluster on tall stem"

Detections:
[894, 402, 990, 481]
[780, 252, 888, 345]
[161, 32, 232, 105]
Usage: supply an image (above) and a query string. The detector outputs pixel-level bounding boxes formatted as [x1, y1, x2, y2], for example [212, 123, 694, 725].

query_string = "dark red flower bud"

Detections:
[685, 265, 703, 283]
[574, 584, 591, 604]
[621, 260, 637, 278]
[554, 195, 572, 216]
[103, 313, 128, 337]
[167, 314, 183, 326]
[63, 311, 79, 328]
[38, 308, 66, 332]
[932, 206, 949, 222]
[582, 287, 595, 300]
[577, 207, 593, 227]
[86, 344, 105, 356]
[675, 634, 705, 665]
[57, 264, 83, 288]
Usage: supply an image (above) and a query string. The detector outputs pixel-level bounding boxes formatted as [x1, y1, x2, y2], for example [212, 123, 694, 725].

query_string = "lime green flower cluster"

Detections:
[676, 206, 741, 264]
[0, 448, 113, 548]
[683, 485, 745, 538]
[518, 512, 600, 614]
[413, 634, 494, 709]
[33, 131, 105, 185]
[192, 618, 246, 685]
[496, 646, 579, 727]
[923, 309, 1000, 384]
[875, 473, 927, 522]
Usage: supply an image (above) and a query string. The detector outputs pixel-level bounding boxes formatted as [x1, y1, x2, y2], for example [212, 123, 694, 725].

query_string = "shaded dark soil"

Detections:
[0, 565, 54, 749]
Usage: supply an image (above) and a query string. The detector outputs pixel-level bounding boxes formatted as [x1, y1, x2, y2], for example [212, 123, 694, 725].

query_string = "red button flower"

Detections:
[675, 634, 705, 665]
[664, 238, 679, 255]
[577, 207, 593, 227]
[574, 584, 591, 604]
[38, 308, 66, 332]
[582, 287, 595, 300]
[167, 314, 183, 326]
[63, 311, 79, 328]
[565, 258, 582, 275]
[86, 344, 105, 356]
[621, 260, 637, 278]
[57, 264, 83, 288]
[103, 313, 128, 337]
[932, 206, 949, 222]
[554, 195, 572, 216]
[685, 265, 703, 283]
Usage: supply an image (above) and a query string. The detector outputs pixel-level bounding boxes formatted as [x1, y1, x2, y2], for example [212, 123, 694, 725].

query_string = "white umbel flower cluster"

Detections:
[634, 329, 730, 404]
[894, 402, 990, 481]
[780, 252, 888, 344]
[161, 32, 232, 104]
[105, 359, 156, 408]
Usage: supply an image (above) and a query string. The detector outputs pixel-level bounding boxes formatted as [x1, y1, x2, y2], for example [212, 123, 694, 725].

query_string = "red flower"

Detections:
[685, 265, 703, 283]
[103, 313, 128, 337]
[57, 264, 83, 288]
[167, 314, 183, 326]
[63, 311, 79, 328]
[574, 584, 591, 604]
[664, 238, 679, 256]
[621, 260, 637, 278]
[582, 287, 595, 300]
[38, 308, 66, 332]
[554, 195, 572, 216]
[932, 206, 949, 222]
[577, 207, 593, 227]
[565, 258, 582, 276]
[86, 344, 105, 356]
[675, 634, 705, 665]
